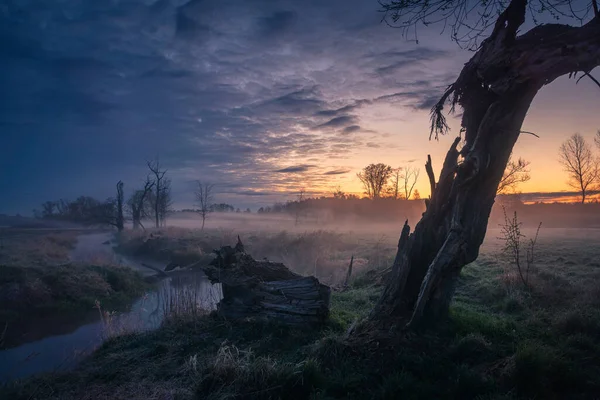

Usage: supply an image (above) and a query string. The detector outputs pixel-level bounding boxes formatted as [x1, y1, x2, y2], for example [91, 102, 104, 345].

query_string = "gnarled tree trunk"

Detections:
[370, 0, 600, 328]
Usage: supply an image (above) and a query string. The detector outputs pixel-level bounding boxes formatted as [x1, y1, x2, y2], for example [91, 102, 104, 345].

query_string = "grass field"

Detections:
[0, 229, 80, 266]
[1, 224, 600, 399]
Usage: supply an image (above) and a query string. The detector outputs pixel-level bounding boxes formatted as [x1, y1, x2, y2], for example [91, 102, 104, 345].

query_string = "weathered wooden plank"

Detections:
[199, 238, 330, 326]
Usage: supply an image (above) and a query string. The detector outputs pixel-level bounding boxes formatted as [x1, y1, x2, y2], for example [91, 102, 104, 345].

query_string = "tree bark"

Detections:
[370, 5, 600, 329]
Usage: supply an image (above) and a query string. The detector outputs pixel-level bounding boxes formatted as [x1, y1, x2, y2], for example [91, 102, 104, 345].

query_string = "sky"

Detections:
[1, 0, 599, 215]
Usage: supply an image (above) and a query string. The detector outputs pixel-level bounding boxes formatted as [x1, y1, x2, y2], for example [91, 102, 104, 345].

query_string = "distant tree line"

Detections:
[35, 156, 175, 231]
[250, 157, 536, 224]
[33, 131, 599, 231]
[256, 194, 427, 224]
[179, 205, 252, 214]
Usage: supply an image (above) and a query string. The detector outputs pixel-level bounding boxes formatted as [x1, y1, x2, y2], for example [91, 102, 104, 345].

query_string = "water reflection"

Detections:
[0, 270, 222, 383]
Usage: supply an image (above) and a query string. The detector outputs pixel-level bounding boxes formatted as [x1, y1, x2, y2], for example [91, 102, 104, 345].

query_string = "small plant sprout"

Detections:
[498, 206, 542, 288]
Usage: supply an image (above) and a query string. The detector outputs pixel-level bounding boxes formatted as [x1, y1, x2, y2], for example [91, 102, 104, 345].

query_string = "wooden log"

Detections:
[200, 238, 331, 326]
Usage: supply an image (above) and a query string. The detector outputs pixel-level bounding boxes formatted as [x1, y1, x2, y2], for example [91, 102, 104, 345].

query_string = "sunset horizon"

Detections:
[1, 0, 599, 214]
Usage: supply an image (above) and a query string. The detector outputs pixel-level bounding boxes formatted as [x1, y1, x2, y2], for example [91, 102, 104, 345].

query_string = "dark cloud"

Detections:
[176, 12, 212, 41]
[342, 125, 361, 134]
[274, 165, 317, 173]
[258, 11, 298, 37]
[412, 94, 440, 111]
[0, 0, 465, 214]
[312, 115, 359, 130]
[376, 60, 417, 75]
[323, 169, 351, 175]
[371, 48, 449, 75]
[250, 87, 326, 117]
[315, 101, 370, 117]
[141, 68, 196, 79]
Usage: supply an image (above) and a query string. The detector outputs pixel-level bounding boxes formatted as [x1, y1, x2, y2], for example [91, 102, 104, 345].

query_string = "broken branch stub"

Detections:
[202, 238, 331, 326]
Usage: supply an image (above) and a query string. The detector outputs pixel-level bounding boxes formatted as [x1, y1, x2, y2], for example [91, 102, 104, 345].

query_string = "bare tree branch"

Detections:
[127, 176, 155, 230]
[195, 181, 215, 230]
[380, 0, 594, 50]
[559, 133, 598, 203]
[520, 130, 540, 138]
[402, 166, 421, 200]
[497, 155, 531, 195]
[575, 71, 600, 89]
[147, 157, 168, 228]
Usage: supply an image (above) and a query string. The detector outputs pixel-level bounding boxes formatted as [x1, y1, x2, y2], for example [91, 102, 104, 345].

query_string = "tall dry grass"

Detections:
[161, 277, 220, 322]
[94, 297, 151, 339]
[0, 230, 80, 266]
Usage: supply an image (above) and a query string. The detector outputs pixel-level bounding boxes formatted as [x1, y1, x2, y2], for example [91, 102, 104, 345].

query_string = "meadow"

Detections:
[1, 212, 599, 399]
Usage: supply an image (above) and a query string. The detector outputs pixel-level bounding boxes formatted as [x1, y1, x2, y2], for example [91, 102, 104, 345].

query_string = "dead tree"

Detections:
[128, 177, 154, 230]
[195, 181, 214, 230]
[369, 0, 600, 329]
[116, 181, 124, 232]
[147, 157, 168, 229]
[158, 177, 173, 227]
[402, 166, 420, 200]
[200, 238, 331, 325]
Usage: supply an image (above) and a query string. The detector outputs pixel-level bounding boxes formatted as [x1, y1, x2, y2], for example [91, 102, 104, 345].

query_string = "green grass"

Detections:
[2, 229, 600, 399]
[5, 266, 599, 400]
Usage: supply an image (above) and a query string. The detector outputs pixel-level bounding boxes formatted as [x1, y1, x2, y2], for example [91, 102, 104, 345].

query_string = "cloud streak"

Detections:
[0, 0, 462, 213]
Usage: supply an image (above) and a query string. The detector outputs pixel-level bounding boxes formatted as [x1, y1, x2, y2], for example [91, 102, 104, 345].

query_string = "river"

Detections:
[0, 232, 222, 383]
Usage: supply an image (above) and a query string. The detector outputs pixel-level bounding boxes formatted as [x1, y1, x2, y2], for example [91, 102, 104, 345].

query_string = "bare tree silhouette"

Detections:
[559, 133, 598, 203]
[497, 155, 531, 195]
[402, 166, 420, 200]
[158, 177, 173, 227]
[128, 177, 154, 230]
[147, 157, 168, 228]
[115, 181, 124, 232]
[195, 181, 214, 230]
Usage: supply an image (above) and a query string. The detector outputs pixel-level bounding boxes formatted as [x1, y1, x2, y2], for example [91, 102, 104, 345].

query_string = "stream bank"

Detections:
[0, 231, 222, 383]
